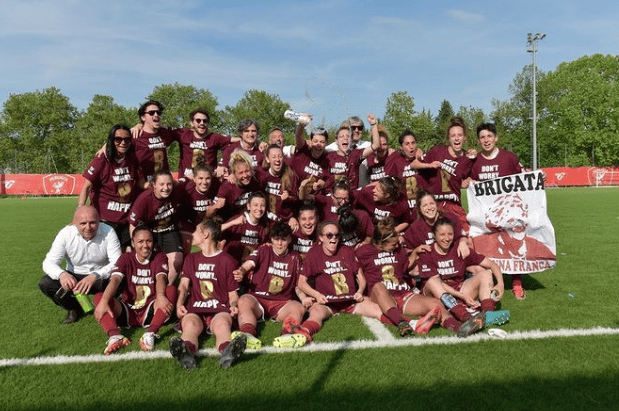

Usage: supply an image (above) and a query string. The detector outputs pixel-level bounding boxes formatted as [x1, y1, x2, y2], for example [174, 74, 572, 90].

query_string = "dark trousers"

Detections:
[39, 273, 109, 313]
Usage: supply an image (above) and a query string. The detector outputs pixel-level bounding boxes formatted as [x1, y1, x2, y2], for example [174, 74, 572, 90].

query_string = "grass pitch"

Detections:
[1, 188, 618, 410]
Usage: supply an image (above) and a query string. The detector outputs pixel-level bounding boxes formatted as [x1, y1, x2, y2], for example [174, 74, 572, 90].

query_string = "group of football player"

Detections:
[79, 100, 522, 370]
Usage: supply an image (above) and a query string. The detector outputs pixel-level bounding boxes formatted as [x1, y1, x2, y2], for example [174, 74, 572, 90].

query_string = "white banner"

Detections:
[467, 171, 556, 274]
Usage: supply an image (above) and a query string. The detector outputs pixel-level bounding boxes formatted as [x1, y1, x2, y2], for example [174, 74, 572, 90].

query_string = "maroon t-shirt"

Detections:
[354, 185, 413, 225]
[417, 245, 485, 288]
[246, 245, 302, 301]
[419, 146, 474, 205]
[222, 213, 270, 263]
[340, 209, 375, 248]
[402, 211, 465, 251]
[289, 145, 329, 181]
[179, 179, 218, 226]
[255, 167, 299, 223]
[470, 149, 524, 181]
[83, 154, 143, 225]
[365, 152, 387, 183]
[291, 232, 316, 259]
[220, 141, 264, 169]
[384, 151, 427, 208]
[355, 244, 411, 296]
[181, 250, 239, 314]
[129, 185, 187, 233]
[302, 244, 360, 304]
[133, 128, 176, 180]
[111, 251, 168, 309]
[215, 178, 264, 220]
[176, 128, 233, 177]
[324, 148, 364, 191]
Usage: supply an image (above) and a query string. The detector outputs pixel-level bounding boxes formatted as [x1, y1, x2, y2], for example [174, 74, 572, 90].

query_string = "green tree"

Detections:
[71, 95, 134, 172]
[382, 91, 434, 150]
[491, 64, 547, 168]
[222, 89, 292, 143]
[432, 99, 456, 148]
[539, 54, 619, 166]
[0, 87, 78, 173]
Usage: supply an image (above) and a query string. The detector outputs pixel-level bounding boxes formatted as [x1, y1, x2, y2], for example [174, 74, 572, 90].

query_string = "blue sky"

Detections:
[1, 0, 618, 128]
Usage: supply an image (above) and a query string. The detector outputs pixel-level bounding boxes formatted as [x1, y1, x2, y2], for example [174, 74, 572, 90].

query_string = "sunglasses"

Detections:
[194, 118, 208, 124]
[146, 110, 161, 116]
[351, 125, 364, 131]
[114, 137, 131, 144]
[324, 232, 340, 239]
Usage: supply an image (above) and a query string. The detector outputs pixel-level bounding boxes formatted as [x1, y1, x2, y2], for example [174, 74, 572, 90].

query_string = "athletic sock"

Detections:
[380, 314, 397, 326]
[385, 307, 404, 325]
[512, 274, 523, 288]
[240, 323, 257, 336]
[449, 303, 472, 322]
[218, 341, 230, 354]
[185, 340, 197, 354]
[301, 320, 321, 337]
[480, 298, 496, 312]
[443, 317, 461, 333]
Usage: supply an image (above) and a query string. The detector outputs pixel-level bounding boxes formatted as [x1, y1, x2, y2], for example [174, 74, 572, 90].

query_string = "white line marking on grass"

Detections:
[3, 326, 619, 368]
[361, 317, 395, 341]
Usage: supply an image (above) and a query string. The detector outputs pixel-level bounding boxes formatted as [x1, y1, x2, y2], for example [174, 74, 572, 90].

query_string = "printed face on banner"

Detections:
[467, 171, 556, 274]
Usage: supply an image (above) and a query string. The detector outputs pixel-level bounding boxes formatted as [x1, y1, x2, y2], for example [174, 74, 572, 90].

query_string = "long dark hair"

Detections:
[105, 124, 132, 161]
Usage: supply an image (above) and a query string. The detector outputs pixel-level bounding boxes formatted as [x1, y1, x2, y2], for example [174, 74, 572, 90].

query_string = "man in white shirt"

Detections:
[39, 206, 122, 324]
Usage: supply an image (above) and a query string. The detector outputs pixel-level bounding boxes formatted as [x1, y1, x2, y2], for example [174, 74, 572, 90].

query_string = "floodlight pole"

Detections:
[527, 32, 545, 170]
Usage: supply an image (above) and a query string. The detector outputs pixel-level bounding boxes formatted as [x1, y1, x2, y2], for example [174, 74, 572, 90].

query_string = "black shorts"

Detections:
[103, 221, 131, 248]
[153, 230, 183, 254]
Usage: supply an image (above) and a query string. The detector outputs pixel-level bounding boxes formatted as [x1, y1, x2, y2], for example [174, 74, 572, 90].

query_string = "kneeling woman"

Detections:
[355, 218, 468, 336]
[94, 226, 177, 354]
[292, 221, 383, 342]
[233, 222, 311, 348]
[169, 219, 247, 370]
[417, 217, 508, 335]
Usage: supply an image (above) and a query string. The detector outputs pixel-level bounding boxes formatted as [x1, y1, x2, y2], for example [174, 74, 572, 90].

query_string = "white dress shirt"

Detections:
[42, 222, 122, 280]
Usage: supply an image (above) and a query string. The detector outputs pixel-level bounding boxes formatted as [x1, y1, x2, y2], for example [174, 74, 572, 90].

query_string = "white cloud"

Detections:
[447, 9, 484, 24]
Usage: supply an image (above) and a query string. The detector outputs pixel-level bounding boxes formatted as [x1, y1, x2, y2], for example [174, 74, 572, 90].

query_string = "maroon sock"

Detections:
[98, 312, 120, 337]
[240, 323, 257, 336]
[481, 298, 496, 312]
[218, 341, 230, 354]
[443, 317, 461, 333]
[147, 286, 177, 333]
[380, 314, 397, 326]
[385, 307, 404, 325]
[512, 274, 523, 288]
[301, 320, 321, 336]
[185, 341, 197, 354]
[147, 309, 168, 333]
[449, 303, 472, 322]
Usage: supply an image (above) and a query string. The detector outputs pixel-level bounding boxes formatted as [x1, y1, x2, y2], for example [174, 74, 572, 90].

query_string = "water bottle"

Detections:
[74, 292, 95, 313]
[284, 110, 311, 124]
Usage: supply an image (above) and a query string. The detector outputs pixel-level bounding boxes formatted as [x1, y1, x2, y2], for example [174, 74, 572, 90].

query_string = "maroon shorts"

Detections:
[325, 300, 357, 315]
[250, 294, 292, 320]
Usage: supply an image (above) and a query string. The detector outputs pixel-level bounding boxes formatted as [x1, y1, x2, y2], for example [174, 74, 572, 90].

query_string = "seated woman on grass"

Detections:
[286, 221, 383, 342]
[169, 219, 246, 370]
[94, 226, 176, 354]
[417, 217, 510, 337]
[232, 222, 312, 349]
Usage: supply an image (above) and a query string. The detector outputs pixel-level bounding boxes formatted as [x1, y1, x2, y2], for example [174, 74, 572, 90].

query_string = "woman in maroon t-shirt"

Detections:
[417, 217, 505, 327]
[354, 176, 412, 233]
[170, 219, 246, 370]
[233, 222, 312, 348]
[355, 218, 466, 336]
[288, 221, 383, 342]
[79, 124, 145, 248]
[210, 150, 264, 221]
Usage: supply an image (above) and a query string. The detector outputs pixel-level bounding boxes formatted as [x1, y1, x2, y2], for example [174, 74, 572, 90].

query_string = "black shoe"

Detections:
[219, 334, 247, 369]
[62, 309, 82, 324]
[169, 337, 196, 370]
